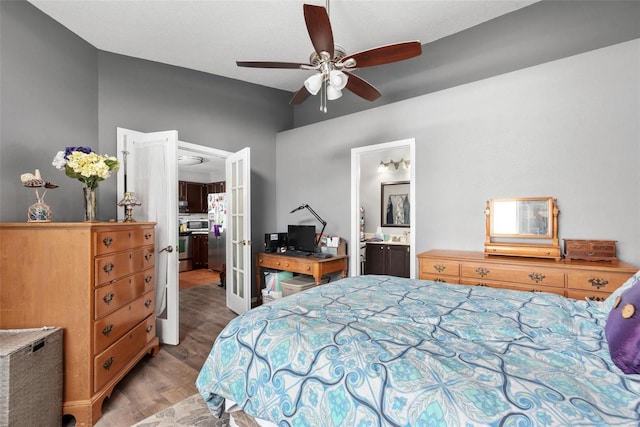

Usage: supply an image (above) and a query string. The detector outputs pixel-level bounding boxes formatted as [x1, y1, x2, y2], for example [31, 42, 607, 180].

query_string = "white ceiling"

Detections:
[27, 0, 538, 93]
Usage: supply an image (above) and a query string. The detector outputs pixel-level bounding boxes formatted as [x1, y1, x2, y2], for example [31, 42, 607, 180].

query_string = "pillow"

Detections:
[605, 279, 640, 374]
[600, 270, 640, 313]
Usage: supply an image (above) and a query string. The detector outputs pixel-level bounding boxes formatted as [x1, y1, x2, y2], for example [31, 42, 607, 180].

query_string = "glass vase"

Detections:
[83, 187, 98, 222]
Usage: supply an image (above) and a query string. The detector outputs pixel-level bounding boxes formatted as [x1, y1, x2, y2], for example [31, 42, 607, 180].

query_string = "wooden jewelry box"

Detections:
[564, 239, 617, 262]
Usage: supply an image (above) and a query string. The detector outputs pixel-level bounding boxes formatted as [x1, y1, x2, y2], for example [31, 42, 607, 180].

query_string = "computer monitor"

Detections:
[287, 224, 316, 253]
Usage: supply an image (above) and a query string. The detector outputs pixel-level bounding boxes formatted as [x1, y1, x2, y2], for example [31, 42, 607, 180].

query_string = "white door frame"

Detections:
[350, 138, 416, 278]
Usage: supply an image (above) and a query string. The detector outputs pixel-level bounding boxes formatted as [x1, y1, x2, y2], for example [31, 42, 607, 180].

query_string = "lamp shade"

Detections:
[326, 85, 342, 100]
[329, 70, 348, 90]
[304, 73, 323, 95]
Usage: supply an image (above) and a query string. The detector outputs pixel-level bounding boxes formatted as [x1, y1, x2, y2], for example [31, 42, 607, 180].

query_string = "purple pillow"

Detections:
[605, 280, 640, 374]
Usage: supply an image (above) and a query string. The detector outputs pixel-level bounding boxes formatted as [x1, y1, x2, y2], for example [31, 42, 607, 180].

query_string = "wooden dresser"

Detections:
[0, 222, 159, 426]
[418, 249, 637, 301]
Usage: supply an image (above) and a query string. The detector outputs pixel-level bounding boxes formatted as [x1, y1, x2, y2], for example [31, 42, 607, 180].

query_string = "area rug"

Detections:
[133, 394, 228, 427]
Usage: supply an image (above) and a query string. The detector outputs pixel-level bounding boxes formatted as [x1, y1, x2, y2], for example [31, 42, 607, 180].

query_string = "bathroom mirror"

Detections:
[381, 181, 410, 227]
[484, 197, 561, 259]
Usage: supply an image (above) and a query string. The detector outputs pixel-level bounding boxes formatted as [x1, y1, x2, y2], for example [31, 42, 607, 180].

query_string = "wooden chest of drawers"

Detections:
[0, 222, 159, 426]
[564, 239, 617, 262]
[418, 249, 637, 301]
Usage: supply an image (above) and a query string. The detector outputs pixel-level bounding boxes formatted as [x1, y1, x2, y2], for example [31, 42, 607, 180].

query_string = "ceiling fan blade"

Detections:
[344, 72, 381, 102]
[304, 4, 334, 58]
[290, 86, 312, 105]
[343, 41, 422, 68]
[236, 61, 311, 69]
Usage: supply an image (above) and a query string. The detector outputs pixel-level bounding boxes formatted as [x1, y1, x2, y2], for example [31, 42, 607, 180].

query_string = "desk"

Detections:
[255, 252, 348, 306]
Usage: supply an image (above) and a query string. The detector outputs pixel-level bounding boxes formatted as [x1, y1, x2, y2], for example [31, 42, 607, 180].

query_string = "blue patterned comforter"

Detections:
[196, 275, 640, 426]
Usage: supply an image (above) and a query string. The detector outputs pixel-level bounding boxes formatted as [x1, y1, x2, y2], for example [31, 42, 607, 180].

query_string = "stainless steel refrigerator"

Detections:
[208, 193, 226, 281]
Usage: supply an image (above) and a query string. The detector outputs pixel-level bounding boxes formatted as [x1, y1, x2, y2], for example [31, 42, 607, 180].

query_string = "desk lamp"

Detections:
[290, 204, 327, 251]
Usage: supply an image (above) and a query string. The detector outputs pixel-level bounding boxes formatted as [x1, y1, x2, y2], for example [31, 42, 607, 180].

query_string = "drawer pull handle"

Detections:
[145, 232, 152, 240]
[588, 278, 609, 289]
[475, 267, 490, 277]
[102, 324, 113, 336]
[146, 325, 154, 333]
[434, 279, 446, 283]
[475, 283, 488, 287]
[103, 263, 114, 274]
[145, 253, 153, 261]
[145, 299, 153, 308]
[433, 264, 446, 273]
[145, 275, 153, 283]
[103, 357, 114, 370]
[588, 295, 606, 302]
[102, 237, 113, 247]
[530, 289, 543, 293]
[528, 273, 546, 283]
[103, 292, 114, 304]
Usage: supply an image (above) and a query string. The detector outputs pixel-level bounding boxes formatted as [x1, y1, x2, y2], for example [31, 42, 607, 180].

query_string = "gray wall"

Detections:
[1, 0, 98, 221]
[1, 0, 293, 253]
[293, 0, 640, 128]
[97, 51, 293, 243]
[276, 40, 640, 267]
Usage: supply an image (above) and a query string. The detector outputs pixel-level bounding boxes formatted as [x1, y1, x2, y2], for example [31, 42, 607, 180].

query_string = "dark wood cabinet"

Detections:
[178, 181, 188, 201]
[192, 234, 209, 269]
[207, 181, 225, 194]
[179, 180, 225, 213]
[183, 182, 207, 213]
[365, 243, 410, 278]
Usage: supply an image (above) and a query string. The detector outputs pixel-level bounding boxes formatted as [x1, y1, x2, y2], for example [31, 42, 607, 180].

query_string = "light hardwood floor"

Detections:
[65, 269, 237, 426]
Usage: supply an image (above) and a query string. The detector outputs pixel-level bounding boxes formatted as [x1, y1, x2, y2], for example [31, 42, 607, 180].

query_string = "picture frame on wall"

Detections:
[381, 181, 410, 227]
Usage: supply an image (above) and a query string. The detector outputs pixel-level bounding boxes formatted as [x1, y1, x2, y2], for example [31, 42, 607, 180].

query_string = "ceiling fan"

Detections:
[236, 2, 422, 112]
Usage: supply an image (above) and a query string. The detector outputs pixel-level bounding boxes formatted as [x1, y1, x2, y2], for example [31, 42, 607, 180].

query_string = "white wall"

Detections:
[276, 39, 640, 266]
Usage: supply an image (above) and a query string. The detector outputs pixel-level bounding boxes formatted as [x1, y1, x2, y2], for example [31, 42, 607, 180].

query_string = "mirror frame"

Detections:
[381, 181, 410, 228]
[484, 197, 561, 260]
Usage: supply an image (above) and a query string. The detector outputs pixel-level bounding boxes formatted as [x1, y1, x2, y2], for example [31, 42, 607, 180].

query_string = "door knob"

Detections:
[159, 245, 174, 253]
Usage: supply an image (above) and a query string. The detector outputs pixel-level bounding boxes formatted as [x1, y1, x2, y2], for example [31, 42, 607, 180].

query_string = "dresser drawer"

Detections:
[460, 278, 565, 297]
[418, 259, 460, 279]
[566, 289, 610, 302]
[95, 246, 155, 286]
[461, 263, 565, 288]
[567, 270, 631, 294]
[420, 273, 460, 284]
[94, 315, 156, 393]
[95, 269, 155, 319]
[95, 227, 155, 256]
[94, 290, 155, 354]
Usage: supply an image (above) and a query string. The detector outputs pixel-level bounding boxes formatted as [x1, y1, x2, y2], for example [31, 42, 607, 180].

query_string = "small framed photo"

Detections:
[381, 181, 410, 227]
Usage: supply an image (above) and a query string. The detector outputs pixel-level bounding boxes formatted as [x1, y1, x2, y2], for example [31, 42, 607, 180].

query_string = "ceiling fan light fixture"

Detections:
[329, 70, 348, 90]
[177, 155, 204, 166]
[304, 73, 323, 95]
[326, 84, 342, 100]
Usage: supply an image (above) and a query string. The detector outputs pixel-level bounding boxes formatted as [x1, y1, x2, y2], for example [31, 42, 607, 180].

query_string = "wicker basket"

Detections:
[0, 327, 63, 427]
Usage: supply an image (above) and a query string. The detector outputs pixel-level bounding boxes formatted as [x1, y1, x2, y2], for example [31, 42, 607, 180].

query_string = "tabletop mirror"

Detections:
[484, 197, 561, 260]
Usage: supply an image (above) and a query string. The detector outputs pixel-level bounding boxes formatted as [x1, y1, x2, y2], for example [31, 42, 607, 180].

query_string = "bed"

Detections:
[196, 274, 640, 426]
